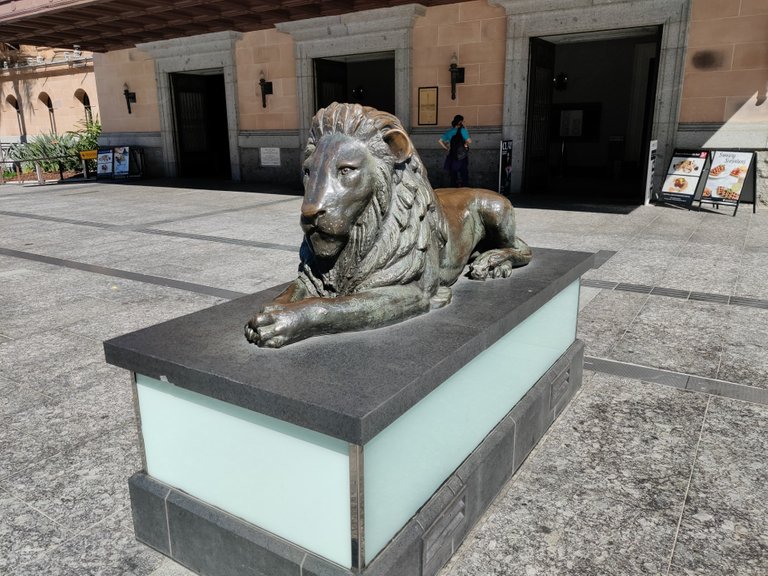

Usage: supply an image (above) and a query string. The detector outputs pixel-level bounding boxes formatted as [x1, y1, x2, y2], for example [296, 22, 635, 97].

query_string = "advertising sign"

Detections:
[659, 149, 708, 208]
[97, 148, 113, 176]
[701, 150, 753, 207]
[113, 146, 130, 177]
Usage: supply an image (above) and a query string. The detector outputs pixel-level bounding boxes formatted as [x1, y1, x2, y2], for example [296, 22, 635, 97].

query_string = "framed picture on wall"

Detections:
[418, 87, 438, 126]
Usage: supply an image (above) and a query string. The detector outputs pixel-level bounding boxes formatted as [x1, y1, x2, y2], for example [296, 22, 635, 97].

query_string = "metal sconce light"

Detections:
[259, 71, 273, 108]
[553, 72, 568, 91]
[123, 83, 136, 114]
[449, 52, 465, 100]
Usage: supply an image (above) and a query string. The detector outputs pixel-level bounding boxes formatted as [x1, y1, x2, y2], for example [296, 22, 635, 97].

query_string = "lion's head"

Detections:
[297, 102, 447, 298]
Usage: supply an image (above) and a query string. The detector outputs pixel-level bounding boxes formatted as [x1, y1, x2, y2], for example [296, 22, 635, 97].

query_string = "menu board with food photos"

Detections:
[113, 146, 130, 177]
[700, 151, 754, 210]
[96, 148, 113, 177]
[659, 150, 709, 207]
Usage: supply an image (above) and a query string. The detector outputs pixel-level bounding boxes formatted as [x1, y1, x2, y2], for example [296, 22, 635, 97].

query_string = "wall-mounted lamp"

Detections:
[449, 53, 465, 100]
[259, 71, 273, 108]
[123, 83, 136, 114]
[553, 72, 568, 91]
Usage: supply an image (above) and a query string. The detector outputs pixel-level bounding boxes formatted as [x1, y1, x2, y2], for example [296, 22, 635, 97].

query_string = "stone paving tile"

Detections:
[150, 200, 304, 245]
[440, 373, 709, 576]
[0, 488, 67, 573]
[668, 397, 768, 576]
[12, 506, 166, 576]
[0, 332, 105, 389]
[0, 378, 134, 481]
[717, 305, 768, 389]
[608, 297, 728, 379]
[733, 252, 768, 300]
[1, 293, 132, 340]
[0, 378, 53, 418]
[2, 181, 767, 575]
[0, 423, 140, 535]
[57, 296, 222, 342]
[577, 289, 648, 357]
[583, 247, 677, 286]
[658, 253, 741, 296]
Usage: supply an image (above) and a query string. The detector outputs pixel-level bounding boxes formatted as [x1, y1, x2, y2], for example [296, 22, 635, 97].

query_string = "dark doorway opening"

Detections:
[314, 52, 395, 113]
[171, 71, 230, 179]
[523, 28, 661, 204]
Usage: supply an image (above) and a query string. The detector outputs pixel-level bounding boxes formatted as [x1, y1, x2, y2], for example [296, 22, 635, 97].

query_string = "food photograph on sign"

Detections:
[670, 155, 706, 175]
[702, 151, 752, 203]
[113, 147, 130, 176]
[661, 174, 696, 196]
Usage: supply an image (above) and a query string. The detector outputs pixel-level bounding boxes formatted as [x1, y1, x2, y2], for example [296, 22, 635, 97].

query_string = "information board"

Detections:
[645, 140, 657, 205]
[659, 149, 709, 208]
[261, 147, 281, 167]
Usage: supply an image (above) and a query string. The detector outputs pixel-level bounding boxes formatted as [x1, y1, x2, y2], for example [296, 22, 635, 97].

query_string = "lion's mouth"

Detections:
[305, 228, 347, 257]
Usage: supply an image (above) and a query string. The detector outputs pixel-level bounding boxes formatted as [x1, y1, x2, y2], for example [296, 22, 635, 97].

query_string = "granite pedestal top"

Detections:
[103, 247, 594, 444]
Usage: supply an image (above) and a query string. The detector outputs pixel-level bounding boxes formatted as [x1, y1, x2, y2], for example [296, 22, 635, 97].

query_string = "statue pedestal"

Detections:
[104, 248, 594, 576]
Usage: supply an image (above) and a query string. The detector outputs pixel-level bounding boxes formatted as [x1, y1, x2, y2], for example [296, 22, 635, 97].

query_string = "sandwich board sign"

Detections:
[699, 150, 756, 215]
[658, 150, 708, 208]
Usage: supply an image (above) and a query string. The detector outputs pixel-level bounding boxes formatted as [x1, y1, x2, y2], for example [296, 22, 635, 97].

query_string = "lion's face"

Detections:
[301, 134, 381, 259]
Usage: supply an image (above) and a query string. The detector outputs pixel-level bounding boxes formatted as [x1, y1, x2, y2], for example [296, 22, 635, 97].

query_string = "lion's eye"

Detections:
[303, 167, 310, 177]
[339, 166, 356, 176]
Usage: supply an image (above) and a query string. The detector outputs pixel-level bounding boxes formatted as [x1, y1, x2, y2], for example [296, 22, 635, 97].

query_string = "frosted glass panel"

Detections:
[364, 280, 579, 560]
[136, 374, 352, 567]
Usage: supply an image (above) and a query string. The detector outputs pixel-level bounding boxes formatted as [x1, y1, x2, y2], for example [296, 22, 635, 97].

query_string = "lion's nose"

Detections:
[301, 204, 326, 226]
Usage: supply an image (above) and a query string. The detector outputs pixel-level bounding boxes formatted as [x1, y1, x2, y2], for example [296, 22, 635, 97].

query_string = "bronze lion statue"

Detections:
[245, 103, 531, 348]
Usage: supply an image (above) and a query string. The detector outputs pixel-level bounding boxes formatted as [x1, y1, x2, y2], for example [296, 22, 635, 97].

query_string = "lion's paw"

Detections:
[469, 250, 514, 280]
[244, 321, 259, 344]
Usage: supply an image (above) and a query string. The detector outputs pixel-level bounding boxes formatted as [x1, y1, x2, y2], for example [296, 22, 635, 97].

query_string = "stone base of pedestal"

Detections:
[129, 339, 584, 576]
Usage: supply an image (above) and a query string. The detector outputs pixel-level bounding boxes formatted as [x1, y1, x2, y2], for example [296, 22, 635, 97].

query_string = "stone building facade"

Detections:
[0, 45, 99, 144]
[1, 0, 766, 203]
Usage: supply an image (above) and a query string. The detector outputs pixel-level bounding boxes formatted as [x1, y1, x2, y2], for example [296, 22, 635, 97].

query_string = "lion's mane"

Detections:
[297, 103, 447, 298]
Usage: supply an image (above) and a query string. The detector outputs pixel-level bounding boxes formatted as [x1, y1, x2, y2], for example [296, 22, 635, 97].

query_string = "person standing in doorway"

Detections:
[439, 114, 472, 187]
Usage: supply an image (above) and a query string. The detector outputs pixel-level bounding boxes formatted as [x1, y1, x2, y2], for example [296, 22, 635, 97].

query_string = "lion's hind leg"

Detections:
[469, 190, 532, 280]
[469, 239, 532, 280]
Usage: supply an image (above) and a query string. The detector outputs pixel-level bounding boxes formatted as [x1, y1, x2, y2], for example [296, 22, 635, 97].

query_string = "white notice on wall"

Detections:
[645, 140, 658, 205]
[261, 147, 281, 167]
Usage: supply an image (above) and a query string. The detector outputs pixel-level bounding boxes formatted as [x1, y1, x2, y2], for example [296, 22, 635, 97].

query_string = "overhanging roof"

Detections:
[0, 0, 463, 52]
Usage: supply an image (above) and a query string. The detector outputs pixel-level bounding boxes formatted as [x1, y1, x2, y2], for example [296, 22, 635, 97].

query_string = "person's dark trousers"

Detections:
[450, 158, 469, 187]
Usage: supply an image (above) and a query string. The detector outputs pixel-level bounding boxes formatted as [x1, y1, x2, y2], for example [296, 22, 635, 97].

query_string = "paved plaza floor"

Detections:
[1, 178, 766, 575]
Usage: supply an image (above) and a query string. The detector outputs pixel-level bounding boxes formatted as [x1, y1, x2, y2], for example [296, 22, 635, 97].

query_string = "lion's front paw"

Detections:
[244, 303, 311, 348]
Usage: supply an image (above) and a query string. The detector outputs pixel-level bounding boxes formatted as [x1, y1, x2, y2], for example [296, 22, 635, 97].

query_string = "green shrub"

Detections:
[9, 119, 101, 173]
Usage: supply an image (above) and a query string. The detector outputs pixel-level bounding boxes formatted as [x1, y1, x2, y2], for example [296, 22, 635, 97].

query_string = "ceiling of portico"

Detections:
[0, 0, 466, 52]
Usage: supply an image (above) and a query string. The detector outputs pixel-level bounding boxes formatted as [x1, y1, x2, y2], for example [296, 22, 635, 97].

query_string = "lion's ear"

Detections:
[383, 129, 413, 164]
